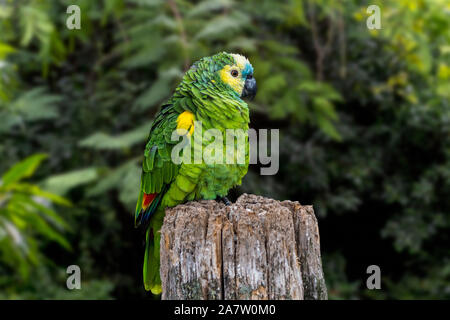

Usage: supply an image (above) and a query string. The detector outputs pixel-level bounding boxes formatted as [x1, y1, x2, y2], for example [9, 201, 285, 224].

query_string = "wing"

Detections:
[134, 103, 182, 228]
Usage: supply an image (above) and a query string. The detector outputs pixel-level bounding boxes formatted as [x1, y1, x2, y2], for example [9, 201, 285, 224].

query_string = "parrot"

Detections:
[134, 52, 257, 294]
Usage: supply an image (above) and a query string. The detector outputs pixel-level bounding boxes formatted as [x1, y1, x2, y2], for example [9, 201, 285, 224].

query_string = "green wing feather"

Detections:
[135, 99, 191, 294]
[134, 104, 180, 227]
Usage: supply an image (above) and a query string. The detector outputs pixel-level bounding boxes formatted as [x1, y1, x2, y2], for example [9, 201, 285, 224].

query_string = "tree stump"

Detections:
[160, 194, 327, 300]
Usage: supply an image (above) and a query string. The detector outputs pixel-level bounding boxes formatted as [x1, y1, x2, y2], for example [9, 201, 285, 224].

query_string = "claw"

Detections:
[221, 196, 232, 206]
[216, 196, 232, 206]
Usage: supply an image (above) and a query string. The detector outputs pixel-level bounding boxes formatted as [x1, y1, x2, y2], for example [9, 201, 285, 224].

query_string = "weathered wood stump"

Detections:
[160, 194, 327, 300]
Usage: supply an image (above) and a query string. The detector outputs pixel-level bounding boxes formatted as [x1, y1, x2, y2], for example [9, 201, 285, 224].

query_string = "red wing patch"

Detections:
[142, 193, 157, 210]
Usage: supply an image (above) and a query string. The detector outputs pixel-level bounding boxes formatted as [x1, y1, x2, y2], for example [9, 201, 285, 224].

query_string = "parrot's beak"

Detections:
[241, 74, 257, 101]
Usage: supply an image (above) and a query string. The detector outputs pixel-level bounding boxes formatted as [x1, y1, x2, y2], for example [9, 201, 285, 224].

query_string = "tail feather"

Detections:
[137, 186, 168, 294]
[142, 205, 166, 295]
[143, 228, 162, 294]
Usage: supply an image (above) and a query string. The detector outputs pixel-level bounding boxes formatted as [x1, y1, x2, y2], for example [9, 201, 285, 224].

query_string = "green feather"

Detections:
[145, 146, 157, 171]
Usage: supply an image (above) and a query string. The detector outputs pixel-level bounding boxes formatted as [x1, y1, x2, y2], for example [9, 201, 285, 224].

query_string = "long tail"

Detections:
[136, 185, 168, 294]
[143, 227, 161, 294]
[142, 206, 165, 294]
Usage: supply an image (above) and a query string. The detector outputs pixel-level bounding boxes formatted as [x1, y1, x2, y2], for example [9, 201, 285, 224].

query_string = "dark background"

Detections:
[0, 0, 449, 299]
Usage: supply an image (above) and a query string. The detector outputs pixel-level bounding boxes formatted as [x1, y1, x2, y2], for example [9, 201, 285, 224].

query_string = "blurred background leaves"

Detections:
[0, 0, 449, 299]
[0, 154, 70, 288]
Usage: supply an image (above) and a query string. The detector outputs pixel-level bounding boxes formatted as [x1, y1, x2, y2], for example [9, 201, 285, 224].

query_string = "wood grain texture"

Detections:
[160, 194, 327, 300]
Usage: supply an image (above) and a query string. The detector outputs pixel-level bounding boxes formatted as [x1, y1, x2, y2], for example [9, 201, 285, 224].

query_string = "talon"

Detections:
[216, 196, 231, 205]
[222, 196, 232, 206]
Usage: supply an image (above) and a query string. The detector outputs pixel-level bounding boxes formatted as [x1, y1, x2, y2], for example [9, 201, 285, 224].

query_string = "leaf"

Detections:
[1, 154, 48, 187]
[133, 68, 181, 111]
[0, 4, 13, 18]
[28, 199, 71, 230]
[4, 183, 72, 207]
[127, 0, 164, 7]
[86, 160, 138, 197]
[118, 164, 141, 209]
[133, 77, 171, 111]
[79, 121, 152, 150]
[121, 42, 167, 69]
[226, 37, 257, 52]
[41, 168, 100, 195]
[0, 43, 15, 59]
[15, 199, 71, 250]
[187, 0, 233, 18]
[195, 12, 250, 40]
[0, 112, 22, 134]
[10, 87, 62, 122]
[284, 0, 307, 26]
[316, 115, 342, 141]
[313, 97, 339, 121]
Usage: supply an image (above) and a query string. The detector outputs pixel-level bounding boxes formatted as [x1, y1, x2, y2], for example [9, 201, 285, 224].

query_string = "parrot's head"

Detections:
[216, 52, 256, 100]
[188, 52, 257, 100]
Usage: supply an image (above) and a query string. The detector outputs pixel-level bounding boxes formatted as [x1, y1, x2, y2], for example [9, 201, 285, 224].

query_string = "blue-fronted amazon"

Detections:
[135, 52, 256, 294]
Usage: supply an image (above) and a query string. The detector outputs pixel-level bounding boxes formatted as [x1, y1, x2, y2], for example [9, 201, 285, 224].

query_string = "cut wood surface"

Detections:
[160, 194, 327, 300]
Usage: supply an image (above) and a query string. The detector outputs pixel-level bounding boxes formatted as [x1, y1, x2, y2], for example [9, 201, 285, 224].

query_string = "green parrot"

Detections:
[135, 52, 257, 294]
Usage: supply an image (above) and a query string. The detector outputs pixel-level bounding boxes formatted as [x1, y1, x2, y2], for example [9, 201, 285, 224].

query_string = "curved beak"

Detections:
[241, 75, 257, 100]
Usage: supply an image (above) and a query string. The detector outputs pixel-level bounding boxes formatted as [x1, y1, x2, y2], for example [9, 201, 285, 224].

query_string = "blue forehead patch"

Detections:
[242, 63, 254, 78]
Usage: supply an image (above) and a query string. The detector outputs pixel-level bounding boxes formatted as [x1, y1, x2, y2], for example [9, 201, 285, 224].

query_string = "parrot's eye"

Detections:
[231, 69, 239, 77]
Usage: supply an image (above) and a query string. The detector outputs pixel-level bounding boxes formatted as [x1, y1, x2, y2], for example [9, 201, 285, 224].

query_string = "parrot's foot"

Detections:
[217, 196, 232, 206]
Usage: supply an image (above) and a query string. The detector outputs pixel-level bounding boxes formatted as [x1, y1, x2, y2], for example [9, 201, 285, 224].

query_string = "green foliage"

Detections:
[42, 167, 100, 196]
[0, 0, 449, 299]
[0, 88, 62, 133]
[0, 154, 70, 280]
[79, 122, 151, 150]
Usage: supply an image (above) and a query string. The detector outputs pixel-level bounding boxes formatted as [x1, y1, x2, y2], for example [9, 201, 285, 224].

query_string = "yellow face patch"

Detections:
[219, 65, 245, 95]
[176, 111, 195, 136]
[219, 54, 250, 96]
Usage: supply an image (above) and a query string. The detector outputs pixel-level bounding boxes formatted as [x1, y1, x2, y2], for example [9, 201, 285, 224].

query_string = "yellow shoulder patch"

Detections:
[176, 111, 195, 136]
